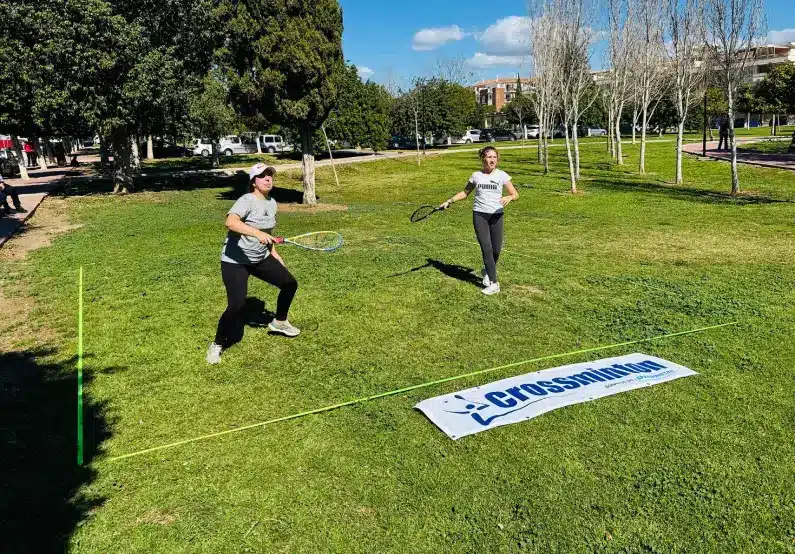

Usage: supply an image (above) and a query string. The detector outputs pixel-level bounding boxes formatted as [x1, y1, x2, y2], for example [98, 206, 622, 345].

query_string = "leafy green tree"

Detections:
[325, 63, 392, 152]
[756, 64, 795, 141]
[189, 72, 237, 167]
[221, 0, 344, 205]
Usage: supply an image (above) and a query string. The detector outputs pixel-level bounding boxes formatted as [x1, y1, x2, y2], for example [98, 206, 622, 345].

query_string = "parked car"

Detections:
[524, 125, 541, 139]
[218, 135, 258, 156]
[388, 135, 424, 149]
[192, 138, 214, 157]
[481, 128, 520, 142]
[585, 127, 608, 137]
[0, 148, 20, 178]
[451, 129, 481, 144]
[258, 134, 292, 154]
[81, 137, 96, 148]
[139, 139, 189, 159]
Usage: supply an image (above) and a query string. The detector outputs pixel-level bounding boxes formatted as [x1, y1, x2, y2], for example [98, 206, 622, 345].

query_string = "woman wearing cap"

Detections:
[439, 146, 519, 295]
[207, 163, 299, 364]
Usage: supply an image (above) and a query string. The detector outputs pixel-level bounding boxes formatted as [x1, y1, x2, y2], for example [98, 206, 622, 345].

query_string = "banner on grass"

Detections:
[415, 353, 697, 440]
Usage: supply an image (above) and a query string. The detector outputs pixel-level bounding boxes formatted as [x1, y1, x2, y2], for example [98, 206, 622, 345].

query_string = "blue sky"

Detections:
[340, 0, 795, 87]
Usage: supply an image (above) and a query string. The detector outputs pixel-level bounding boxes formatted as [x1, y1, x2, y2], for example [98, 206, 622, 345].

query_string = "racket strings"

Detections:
[411, 205, 437, 222]
[290, 231, 343, 251]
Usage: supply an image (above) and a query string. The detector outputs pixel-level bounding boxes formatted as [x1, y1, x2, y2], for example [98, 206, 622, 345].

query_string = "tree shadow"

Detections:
[588, 175, 790, 205]
[1, 347, 114, 553]
[60, 173, 319, 204]
[217, 297, 277, 349]
[389, 258, 481, 287]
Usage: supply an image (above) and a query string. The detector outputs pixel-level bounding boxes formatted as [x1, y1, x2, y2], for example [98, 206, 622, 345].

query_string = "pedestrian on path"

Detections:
[23, 141, 36, 167]
[0, 175, 26, 216]
[718, 118, 729, 151]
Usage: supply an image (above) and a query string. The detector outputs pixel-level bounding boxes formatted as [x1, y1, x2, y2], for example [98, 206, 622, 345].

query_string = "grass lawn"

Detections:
[3, 140, 795, 553]
[738, 139, 794, 155]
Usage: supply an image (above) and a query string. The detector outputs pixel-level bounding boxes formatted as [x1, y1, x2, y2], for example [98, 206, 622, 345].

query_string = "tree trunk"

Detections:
[130, 137, 141, 171]
[727, 87, 739, 195]
[615, 114, 624, 166]
[537, 107, 543, 164]
[10, 135, 30, 180]
[100, 136, 110, 173]
[639, 106, 648, 174]
[212, 141, 220, 168]
[632, 106, 638, 144]
[563, 124, 577, 194]
[788, 130, 795, 154]
[44, 138, 56, 166]
[111, 134, 134, 194]
[675, 120, 685, 185]
[745, 113, 749, 129]
[413, 109, 421, 166]
[708, 124, 714, 141]
[608, 108, 615, 157]
[146, 135, 154, 160]
[572, 121, 581, 181]
[33, 137, 47, 168]
[300, 124, 317, 206]
[256, 135, 262, 154]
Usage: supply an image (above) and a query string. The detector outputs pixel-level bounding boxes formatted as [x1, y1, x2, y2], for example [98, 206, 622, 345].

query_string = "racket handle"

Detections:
[273, 237, 285, 244]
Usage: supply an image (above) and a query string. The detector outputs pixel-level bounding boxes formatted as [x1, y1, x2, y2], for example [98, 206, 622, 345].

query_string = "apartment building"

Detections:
[473, 76, 534, 112]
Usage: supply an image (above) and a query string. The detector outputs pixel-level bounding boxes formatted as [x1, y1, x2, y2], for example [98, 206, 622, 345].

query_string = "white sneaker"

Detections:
[481, 282, 501, 296]
[268, 319, 301, 337]
[481, 267, 491, 287]
[206, 342, 223, 364]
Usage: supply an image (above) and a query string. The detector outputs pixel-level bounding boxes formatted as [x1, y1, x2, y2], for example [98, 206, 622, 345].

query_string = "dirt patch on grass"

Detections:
[0, 198, 83, 262]
[0, 196, 81, 349]
[277, 202, 348, 213]
[512, 284, 545, 295]
[136, 509, 178, 526]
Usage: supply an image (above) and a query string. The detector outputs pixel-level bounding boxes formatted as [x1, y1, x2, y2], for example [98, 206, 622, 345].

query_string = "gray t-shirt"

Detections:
[220, 193, 277, 265]
[470, 169, 512, 214]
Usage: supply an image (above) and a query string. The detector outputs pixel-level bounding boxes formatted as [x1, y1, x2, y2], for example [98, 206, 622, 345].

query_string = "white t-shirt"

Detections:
[469, 169, 512, 214]
[221, 193, 277, 264]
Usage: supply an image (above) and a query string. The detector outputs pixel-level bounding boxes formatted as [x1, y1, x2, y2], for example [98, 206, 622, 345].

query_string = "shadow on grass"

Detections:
[60, 172, 319, 204]
[589, 175, 790, 205]
[216, 298, 276, 350]
[389, 258, 481, 287]
[0, 347, 113, 554]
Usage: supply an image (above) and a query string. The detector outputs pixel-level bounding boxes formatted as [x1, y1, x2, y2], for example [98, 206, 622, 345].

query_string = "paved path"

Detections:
[682, 137, 795, 171]
[0, 165, 84, 248]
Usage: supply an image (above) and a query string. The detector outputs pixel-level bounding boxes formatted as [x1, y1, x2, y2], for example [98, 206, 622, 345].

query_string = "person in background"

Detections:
[0, 175, 26, 216]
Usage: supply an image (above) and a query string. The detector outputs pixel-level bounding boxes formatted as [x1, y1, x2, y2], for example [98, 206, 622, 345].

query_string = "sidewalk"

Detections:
[682, 138, 795, 171]
[0, 165, 82, 248]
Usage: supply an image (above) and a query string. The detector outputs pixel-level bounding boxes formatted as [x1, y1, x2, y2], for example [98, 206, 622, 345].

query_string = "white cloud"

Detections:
[466, 52, 525, 69]
[412, 25, 467, 51]
[768, 29, 795, 44]
[478, 16, 531, 56]
[357, 66, 374, 80]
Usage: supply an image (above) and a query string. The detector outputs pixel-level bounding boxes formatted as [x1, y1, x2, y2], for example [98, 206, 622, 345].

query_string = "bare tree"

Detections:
[528, 4, 559, 173]
[607, 0, 636, 166]
[665, 0, 705, 185]
[703, 0, 765, 194]
[633, 0, 670, 174]
[555, 0, 599, 189]
[435, 55, 476, 86]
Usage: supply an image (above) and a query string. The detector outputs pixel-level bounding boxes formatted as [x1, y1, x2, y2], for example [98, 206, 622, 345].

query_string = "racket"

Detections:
[410, 204, 446, 223]
[272, 231, 343, 252]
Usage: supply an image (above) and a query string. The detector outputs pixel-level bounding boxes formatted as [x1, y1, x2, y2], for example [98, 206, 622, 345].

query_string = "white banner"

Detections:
[415, 353, 697, 439]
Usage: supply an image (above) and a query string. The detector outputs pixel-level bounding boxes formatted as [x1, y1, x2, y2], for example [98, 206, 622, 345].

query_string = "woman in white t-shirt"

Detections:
[440, 146, 519, 295]
[206, 163, 300, 365]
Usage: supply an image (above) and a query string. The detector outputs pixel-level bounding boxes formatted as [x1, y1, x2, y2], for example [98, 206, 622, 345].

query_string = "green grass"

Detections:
[3, 139, 795, 553]
[738, 139, 794, 155]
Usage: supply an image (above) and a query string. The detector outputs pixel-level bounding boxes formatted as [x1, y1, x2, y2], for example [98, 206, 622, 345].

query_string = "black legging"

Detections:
[214, 257, 298, 347]
[473, 211, 504, 283]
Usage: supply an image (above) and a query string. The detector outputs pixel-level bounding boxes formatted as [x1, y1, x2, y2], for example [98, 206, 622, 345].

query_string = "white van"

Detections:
[258, 134, 292, 154]
[219, 135, 257, 156]
[451, 129, 481, 144]
[192, 138, 214, 156]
